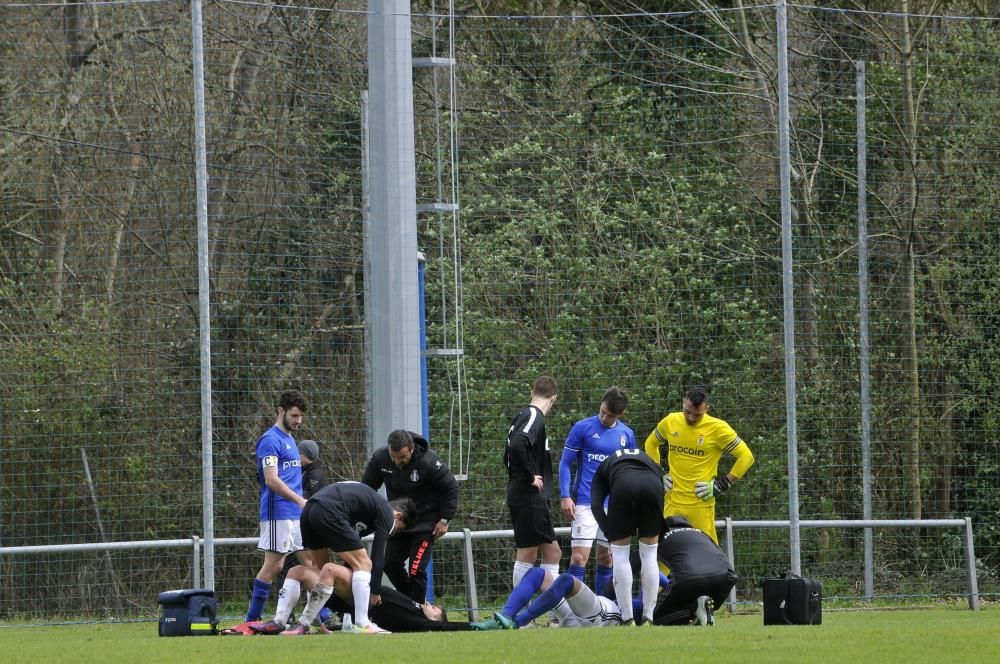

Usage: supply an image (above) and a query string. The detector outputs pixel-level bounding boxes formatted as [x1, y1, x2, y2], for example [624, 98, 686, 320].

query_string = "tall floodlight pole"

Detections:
[776, 0, 802, 574]
[365, 0, 423, 455]
[856, 60, 874, 599]
[190, 0, 215, 589]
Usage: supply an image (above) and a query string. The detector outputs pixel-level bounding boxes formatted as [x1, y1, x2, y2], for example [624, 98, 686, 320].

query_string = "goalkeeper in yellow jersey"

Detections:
[643, 386, 754, 544]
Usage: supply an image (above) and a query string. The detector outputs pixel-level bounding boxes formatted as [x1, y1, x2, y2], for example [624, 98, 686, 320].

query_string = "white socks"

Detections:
[273, 578, 300, 625]
[351, 570, 373, 627]
[639, 542, 660, 623]
[512, 560, 533, 587]
[610, 543, 634, 622]
[541, 563, 564, 622]
[297, 582, 332, 628]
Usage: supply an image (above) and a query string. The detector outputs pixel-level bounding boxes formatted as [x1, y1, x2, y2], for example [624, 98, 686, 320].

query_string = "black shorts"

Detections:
[508, 502, 556, 548]
[652, 572, 736, 625]
[603, 472, 664, 541]
[300, 500, 364, 553]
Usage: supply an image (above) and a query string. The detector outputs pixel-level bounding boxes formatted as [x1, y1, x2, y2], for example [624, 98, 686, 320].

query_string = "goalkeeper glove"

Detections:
[694, 476, 732, 501]
[663, 473, 673, 492]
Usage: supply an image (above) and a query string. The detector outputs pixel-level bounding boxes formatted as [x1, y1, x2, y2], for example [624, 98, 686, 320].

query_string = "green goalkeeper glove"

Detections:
[694, 476, 732, 500]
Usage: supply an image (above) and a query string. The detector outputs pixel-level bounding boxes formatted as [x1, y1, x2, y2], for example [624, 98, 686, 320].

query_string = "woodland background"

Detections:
[1, 1, 998, 618]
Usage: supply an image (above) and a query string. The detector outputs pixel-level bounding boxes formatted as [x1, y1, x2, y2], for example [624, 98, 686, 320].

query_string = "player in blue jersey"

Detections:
[471, 559, 671, 630]
[558, 386, 636, 595]
[223, 390, 311, 635]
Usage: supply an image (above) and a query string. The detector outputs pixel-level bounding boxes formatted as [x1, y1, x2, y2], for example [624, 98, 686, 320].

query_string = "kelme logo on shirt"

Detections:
[354, 521, 367, 534]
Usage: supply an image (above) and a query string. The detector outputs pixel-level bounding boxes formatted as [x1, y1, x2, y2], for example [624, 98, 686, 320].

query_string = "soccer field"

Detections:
[2, 607, 996, 664]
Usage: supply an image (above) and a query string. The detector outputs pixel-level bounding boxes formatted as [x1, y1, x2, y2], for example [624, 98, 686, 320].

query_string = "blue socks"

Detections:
[567, 564, 586, 583]
[515, 573, 575, 627]
[595, 564, 613, 594]
[502, 566, 545, 618]
[246, 578, 271, 621]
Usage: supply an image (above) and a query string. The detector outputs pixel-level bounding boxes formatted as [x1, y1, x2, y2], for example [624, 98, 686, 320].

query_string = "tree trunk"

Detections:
[105, 143, 142, 308]
[49, 4, 87, 316]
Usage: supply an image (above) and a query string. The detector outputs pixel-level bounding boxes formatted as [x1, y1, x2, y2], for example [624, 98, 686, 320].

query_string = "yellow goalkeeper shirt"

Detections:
[643, 411, 754, 507]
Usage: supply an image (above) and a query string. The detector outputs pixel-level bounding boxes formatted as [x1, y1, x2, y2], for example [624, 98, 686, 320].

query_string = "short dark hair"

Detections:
[532, 375, 558, 398]
[437, 605, 449, 623]
[665, 515, 693, 531]
[602, 386, 628, 415]
[277, 389, 308, 413]
[390, 497, 418, 529]
[387, 429, 415, 452]
[684, 386, 709, 408]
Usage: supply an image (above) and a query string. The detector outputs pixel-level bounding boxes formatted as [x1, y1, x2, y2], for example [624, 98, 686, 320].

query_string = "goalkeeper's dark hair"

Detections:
[390, 497, 418, 530]
[684, 386, 710, 407]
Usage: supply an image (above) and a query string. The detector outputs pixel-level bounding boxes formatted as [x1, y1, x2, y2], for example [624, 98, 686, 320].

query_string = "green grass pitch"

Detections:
[1, 606, 996, 663]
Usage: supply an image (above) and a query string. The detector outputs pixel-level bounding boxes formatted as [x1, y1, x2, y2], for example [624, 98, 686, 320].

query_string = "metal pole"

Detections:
[723, 516, 736, 612]
[856, 59, 874, 601]
[775, 0, 801, 574]
[192, 536, 202, 589]
[462, 528, 480, 622]
[367, 0, 423, 448]
[361, 89, 373, 457]
[190, 0, 215, 590]
[962, 517, 980, 610]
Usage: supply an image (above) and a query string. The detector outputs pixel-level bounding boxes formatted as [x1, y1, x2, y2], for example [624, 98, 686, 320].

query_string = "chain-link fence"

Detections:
[2, 1, 998, 622]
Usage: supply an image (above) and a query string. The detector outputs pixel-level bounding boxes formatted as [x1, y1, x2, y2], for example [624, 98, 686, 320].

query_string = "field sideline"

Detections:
[1, 607, 996, 663]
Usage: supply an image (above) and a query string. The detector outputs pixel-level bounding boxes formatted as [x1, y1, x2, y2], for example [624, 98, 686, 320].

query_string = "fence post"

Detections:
[775, 0, 803, 577]
[856, 58, 875, 603]
[962, 517, 980, 610]
[462, 528, 480, 622]
[189, 0, 216, 592]
[192, 536, 201, 589]
[723, 516, 736, 612]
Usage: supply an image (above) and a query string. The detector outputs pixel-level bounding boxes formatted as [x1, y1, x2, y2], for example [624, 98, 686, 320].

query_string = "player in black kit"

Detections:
[590, 448, 665, 625]
[504, 375, 562, 591]
[651, 514, 737, 626]
[321, 562, 472, 632]
[287, 482, 416, 634]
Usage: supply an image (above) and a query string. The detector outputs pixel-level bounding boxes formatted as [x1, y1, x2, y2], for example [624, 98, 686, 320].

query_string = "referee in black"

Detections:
[651, 515, 737, 626]
[504, 375, 562, 590]
[590, 448, 665, 625]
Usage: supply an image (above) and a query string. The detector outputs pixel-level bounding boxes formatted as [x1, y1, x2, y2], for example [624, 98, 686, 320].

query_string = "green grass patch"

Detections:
[1, 606, 997, 663]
